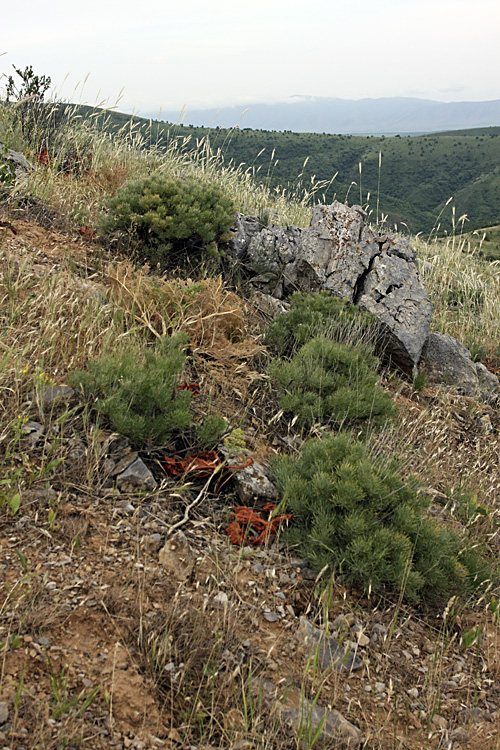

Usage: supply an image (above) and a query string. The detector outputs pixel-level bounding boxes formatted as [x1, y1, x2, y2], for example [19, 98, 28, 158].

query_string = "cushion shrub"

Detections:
[100, 173, 235, 270]
[271, 432, 488, 601]
[269, 335, 394, 431]
[69, 333, 193, 450]
[265, 291, 378, 357]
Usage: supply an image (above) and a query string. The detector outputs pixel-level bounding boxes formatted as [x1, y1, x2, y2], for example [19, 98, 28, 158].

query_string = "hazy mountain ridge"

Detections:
[148, 96, 500, 135]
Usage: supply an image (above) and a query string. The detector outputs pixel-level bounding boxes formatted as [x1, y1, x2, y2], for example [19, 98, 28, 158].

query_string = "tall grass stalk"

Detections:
[415, 226, 500, 359]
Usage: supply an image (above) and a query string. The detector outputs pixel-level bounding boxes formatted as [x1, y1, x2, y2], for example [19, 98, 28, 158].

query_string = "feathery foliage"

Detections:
[100, 173, 235, 270]
[69, 333, 193, 450]
[269, 336, 394, 431]
[265, 291, 378, 357]
[272, 433, 488, 600]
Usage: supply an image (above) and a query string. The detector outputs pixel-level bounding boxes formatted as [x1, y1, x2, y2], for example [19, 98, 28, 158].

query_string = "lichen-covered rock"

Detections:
[229, 213, 263, 260]
[228, 201, 432, 374]
[232, 459, 279, 504]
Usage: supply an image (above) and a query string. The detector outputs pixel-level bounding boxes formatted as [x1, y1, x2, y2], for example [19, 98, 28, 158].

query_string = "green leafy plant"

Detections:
[269, 336, 394, 431]
[271, 432, 489, 601]
[69, 333, 193, 450]
[100, 173, 235, 270]
[265, 291, 378, 357]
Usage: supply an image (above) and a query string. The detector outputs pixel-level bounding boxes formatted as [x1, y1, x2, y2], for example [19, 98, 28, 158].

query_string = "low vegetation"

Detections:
[271, 432, 488, 601]
[100, 173, 235, 270]
[1, 67, 500, 749]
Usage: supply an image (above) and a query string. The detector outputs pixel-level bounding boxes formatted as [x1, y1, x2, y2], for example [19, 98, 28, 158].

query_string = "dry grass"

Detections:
[415, 226, 500, 361]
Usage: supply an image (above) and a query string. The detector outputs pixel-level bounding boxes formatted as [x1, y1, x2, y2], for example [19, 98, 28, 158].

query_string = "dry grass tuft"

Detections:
[415, 231, 500, 360]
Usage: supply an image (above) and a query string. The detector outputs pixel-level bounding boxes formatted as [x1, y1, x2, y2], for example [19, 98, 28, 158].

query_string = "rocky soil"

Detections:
[1, 219, 500, 750]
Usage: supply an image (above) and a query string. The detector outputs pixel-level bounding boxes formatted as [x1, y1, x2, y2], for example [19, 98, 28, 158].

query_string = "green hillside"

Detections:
[81, 106, 500, 234]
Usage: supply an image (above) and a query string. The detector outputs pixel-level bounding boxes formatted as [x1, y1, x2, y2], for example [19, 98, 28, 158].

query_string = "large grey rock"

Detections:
[419, 332, 499, 402]
[356, 239, 433, 373]
[299, 203, 376, 299]
[229, 202, 432, 373]
[230, 213, 263, 260]
[247, 223, 302, 297]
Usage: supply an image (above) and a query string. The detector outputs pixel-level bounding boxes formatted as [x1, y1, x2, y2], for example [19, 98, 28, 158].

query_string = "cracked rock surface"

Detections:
[229, 201, 433, 373]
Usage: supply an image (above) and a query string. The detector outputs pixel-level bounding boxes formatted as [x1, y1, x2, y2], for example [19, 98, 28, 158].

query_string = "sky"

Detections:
[3, 0, 500, 119]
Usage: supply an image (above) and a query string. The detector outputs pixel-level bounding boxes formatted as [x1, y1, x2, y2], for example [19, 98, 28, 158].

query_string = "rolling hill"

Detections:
[82, 106, 500, 235]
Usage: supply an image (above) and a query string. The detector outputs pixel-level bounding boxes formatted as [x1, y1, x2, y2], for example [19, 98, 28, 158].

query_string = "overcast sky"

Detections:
[3, 0, 500, 119]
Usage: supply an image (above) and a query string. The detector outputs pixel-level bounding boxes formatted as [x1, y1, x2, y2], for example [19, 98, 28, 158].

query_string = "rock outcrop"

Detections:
[229, 201, 433, 374]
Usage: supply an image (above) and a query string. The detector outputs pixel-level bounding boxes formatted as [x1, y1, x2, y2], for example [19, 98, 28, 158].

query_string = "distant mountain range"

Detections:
[147, 97, 500, 135]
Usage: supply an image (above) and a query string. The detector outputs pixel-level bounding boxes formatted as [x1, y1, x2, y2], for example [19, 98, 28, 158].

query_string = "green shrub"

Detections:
[265, 291, 378, 357]
[69, 334, 193, 450]
[100, 173, 235, 270]
[269, 336, 394, 431]
[271, 432, 488, 600]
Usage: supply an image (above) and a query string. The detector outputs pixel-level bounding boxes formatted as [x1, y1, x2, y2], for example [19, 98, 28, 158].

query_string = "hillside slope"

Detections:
[81, 106, 500, 234]
[1, 99, 500, 749]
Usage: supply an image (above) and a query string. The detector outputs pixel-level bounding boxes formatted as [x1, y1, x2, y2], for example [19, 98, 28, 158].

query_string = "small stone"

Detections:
[167, 728, 182, 744]
[451, 659, 465, 674]
[0, 702, 8, 724]
[41, 384, 76, 405]
[145, 533, 162, 551]
[298, 617, 363, 672]
[408, 688, 419, 699]
[22, 420, 45, 436]
[375, 682, 385, 693]
[282, 693, 361, 748]
[102, 458, 116, 476]
[334, 614, 355, 628]
[214, 592, 229, 605]
[450, 727, 469, 744]
[68, 439, 87, 459]
[116, 457, 157, 493]
[159, 531, 194, 580]
[459, 706, 489, 723]
[252, 563, 264, 575]
[356, 633, 370, 647]
[264, 611, 279, 622]
[432, 714, 448, 730]
[231, 460, 279, 503]
[38, 637, 50, 647]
